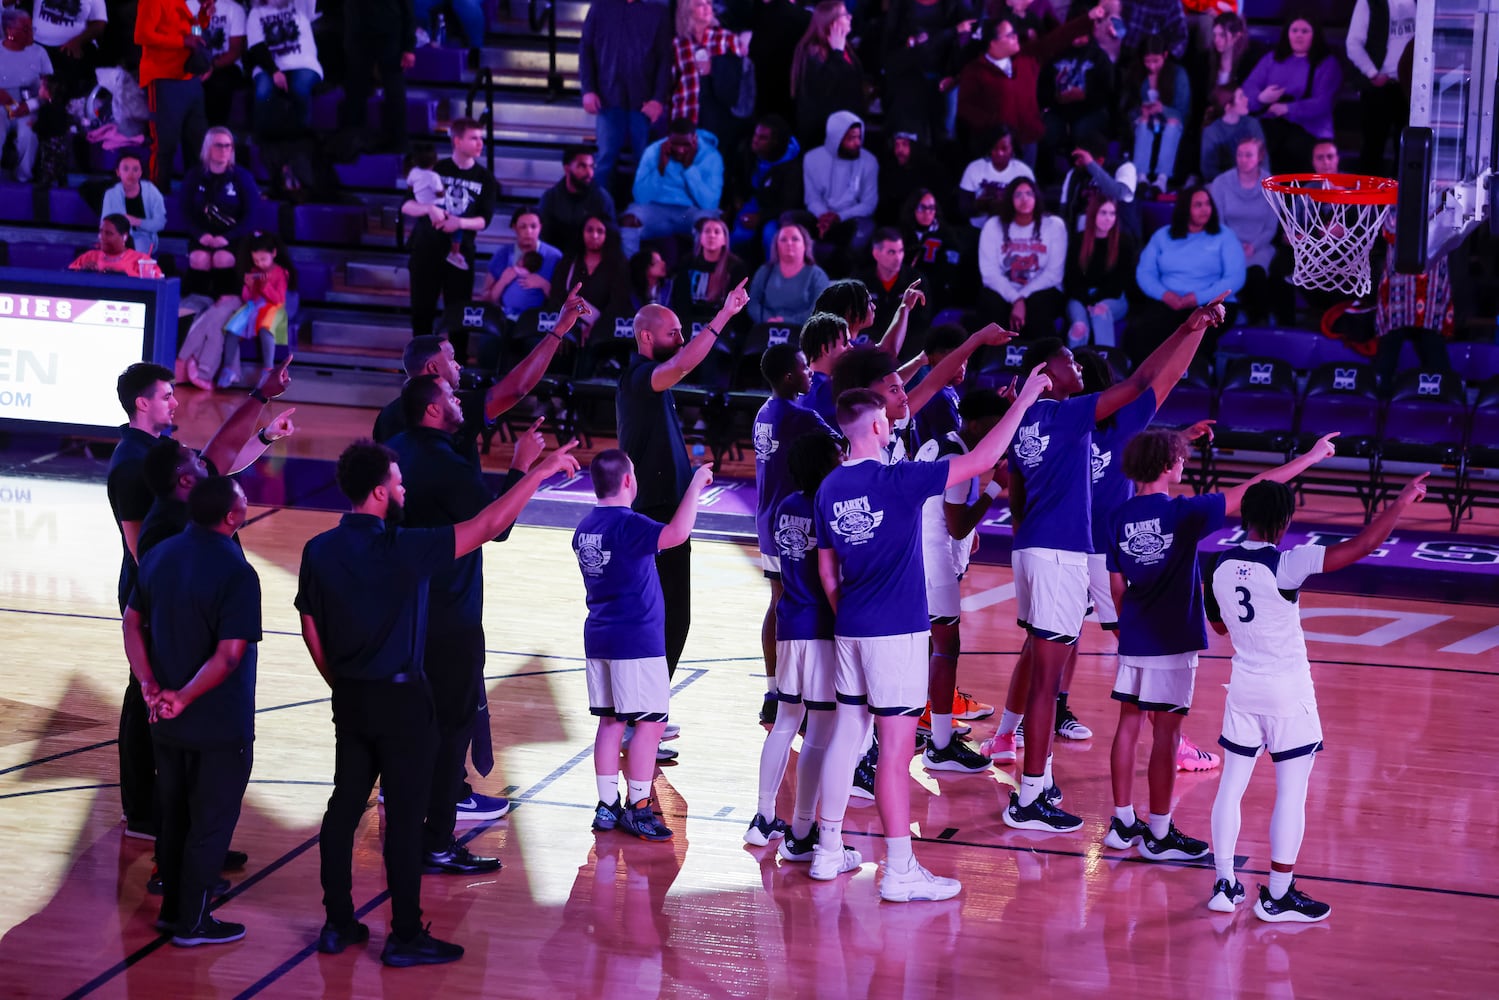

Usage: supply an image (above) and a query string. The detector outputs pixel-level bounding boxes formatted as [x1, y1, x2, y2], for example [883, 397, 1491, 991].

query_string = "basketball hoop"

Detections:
[1262, 173, 1398, 297]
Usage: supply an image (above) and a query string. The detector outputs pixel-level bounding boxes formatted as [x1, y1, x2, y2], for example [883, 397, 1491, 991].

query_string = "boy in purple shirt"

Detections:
[810, 369, 1049, 902]
[1104, 429, 1336, 863]
[753, 343, 834, 726]
[746, 431, 843, 850]
[576, 449, 713, 842]
[996, 293, 1229, 835]
[799, 312, 853, 427]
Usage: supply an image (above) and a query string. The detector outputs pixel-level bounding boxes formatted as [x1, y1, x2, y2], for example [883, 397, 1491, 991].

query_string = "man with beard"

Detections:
[801, 110, 879, 274]
[296, 436, 580, 966]
[615, 285, 750, 749]
[538, 146, 617, 256]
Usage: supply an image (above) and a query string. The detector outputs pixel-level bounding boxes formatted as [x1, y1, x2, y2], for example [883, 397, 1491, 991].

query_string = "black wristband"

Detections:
[249, 387, 269, 404]
[258, 428, 274, 446]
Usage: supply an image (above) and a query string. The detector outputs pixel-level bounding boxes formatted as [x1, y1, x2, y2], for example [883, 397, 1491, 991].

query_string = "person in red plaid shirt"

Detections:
[670, 0, 746, 141]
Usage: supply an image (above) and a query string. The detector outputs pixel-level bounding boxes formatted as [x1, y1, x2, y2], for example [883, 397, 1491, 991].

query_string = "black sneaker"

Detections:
[922, 736, 993, 773]
[592, 799, 624, 832]
[381, 924, 465, 967]
[222, 850, 248, 871]
[172, 915, 246, 947]
[851, 741, 878, 800]
[1254, 882, 1331, 923]
[1043, 783, 1063, 805]
[317, 919, 370, 954]
[1208, 877, 1247, 912]
[759, 695, 778, 727]
[1103, 816, 1149, 850]
[1055, 707, 1093, 740]
[1138, 824, 1211, 862]
[777, 826, 818, 863]
[743, 812, 789, 847]
[1003, 791, 1084, 832]
[423, 843, 502, 875]
[620, 799, 673, 842]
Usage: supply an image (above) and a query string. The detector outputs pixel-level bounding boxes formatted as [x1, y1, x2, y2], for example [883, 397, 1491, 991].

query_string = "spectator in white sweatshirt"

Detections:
[978, 176, 1069, 339]
[1346, 0, 1416, 174]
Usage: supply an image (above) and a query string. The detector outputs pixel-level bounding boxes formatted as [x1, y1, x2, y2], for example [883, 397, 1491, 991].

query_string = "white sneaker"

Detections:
[809, 845, 863, 881]
[879, 858, 961, 902]
[662, 722, 681, 741]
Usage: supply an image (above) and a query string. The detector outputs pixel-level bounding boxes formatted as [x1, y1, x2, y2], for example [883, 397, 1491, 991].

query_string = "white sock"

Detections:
[1148, 811, 1172, 840]
[792, 711, 834, 839]
[1114, 805, 1137, 825]
[765, 676, 777, 694]
[1043, 753, 1054, 788]
[930, 712, 954, 750]
[1211, 749, 1256, 882]
[1019, 773, 1045, 807]
[998, 709, 1022, 736]
[756, 703, 802, 818]
[817, 818, 843, 852]
[626, 778, 651, 805]
[859, 727, 875, 755]
[1268, 868, 1293, 899]
[595, 774, 619, 805]
[885, 835, 913, 869]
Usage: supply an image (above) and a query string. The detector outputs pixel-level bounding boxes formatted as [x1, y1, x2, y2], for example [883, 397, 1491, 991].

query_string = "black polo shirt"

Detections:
[107, 424, 167, 613]
[294, 513, 456, 682]
[374, 386, 490, 466]
[387, 426, 524, 632]
[616, 353, 691, 513]
[130, 523, 261, 750]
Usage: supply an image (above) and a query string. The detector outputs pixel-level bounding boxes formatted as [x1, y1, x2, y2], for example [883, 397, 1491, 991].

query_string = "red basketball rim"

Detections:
[1262, 173, 1399, 205]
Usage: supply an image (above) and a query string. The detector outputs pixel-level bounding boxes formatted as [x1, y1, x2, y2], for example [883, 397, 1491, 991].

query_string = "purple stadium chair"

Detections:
[1379, 369, 1468, 528]
[334, 153, 402, 189]
[1298, 362, 1380, 456]
[1151, 356, 1214, 430]
[0, 181, 37, 222]
[409, 46, 467, 84]
[250, 198, 283, 237]
[49, 188, 100, 228]
[9, 240, 85, 270]
[310, 88, 345, 131]
[1140, 199, 1174, 236]
[292, 204, 365, 245]
[295, 260, 332, 304]
[1452, 341, 1499, 384]
[1306, 335, 1365, 368]
[1214, 356, 1297, 453]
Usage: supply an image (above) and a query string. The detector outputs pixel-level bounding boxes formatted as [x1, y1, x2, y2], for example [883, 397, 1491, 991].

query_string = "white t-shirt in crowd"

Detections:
[246, 2, 323, 79]
[187, 0, 249, 64]
[31, 0, 108, 49]
[958, 157, 1036, 228]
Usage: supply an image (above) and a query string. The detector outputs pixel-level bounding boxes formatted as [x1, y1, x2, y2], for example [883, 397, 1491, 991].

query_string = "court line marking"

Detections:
[64, 669, 711, 998]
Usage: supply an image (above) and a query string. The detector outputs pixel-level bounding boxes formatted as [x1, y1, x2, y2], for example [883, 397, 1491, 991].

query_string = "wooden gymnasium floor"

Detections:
[2, 394, 1498, 999]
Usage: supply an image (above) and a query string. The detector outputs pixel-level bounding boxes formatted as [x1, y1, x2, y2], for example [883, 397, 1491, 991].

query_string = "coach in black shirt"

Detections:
[125, 477, 261, 947]
[389, 375, 546, 868]
[616, 285, 748, 678]
[295, 436, 579, 968]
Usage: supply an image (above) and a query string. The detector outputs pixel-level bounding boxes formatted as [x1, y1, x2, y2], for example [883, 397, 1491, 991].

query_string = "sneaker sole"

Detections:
[1178, 758, 1221, 772]
[123, 828, 157, 841]
[743, 827, 785, 847]
[453, 810, 508, 822]
[1207, 894, 1241, 913]
[922, 755, 993, 774]
[381, 950, 464, 968]
[778, 847, 814, 863]
[1003, 810, 1084, 833]
[1103, 832, 1141, 850]
[1139, 846, 1211, 862]
[1056, 728, 1092, 741]
[1253, 902, 1330, 923]
[850, 786, 875, 801]
[953, 708, 994, 721]
[879, 881, 962, 902]
[172, 930, 246, 947]
[809, 859, 861, 880]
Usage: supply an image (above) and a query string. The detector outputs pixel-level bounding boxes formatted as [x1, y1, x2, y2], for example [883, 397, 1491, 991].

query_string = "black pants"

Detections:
[342, 32, 408, 151]
[1126, 297, 1235, 366]
[148, 78, 207, 188]
[409, 247, 476, 350]
[203, 65, 246, 128]
[320, 678, 438, 939]
[641, 504, 691, 679]
[153, 740, 252, 929]
[976, 286, 1065, 341]
[422, 630, 484, 853]
[1357, 80, 1409, 175]
[1375, 325, 1451, 392]
[120, 673, 156, 829]
[1261, 116, 1316, 174]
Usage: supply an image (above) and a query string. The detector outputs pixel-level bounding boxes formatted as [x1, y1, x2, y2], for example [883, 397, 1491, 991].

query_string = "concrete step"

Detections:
[344, 261, 412, 293]
[482, 44, 579, 76]
[290, 342, 404, 370]
[309, 312, 413, 350]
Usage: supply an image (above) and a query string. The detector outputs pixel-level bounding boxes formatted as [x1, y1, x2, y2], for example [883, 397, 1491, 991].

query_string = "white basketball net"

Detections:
[1261, 178, 1394, 298]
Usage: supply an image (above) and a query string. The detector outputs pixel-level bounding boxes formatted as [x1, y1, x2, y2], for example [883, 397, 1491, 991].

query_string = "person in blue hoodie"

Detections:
[619, 117, 725, 258]
[1131, 185, 1245, 363]
[801, 109, 879, 274]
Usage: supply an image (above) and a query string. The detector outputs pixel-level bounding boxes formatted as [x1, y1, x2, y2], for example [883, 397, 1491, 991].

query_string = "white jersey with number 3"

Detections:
[1208, 541, 1325, 715]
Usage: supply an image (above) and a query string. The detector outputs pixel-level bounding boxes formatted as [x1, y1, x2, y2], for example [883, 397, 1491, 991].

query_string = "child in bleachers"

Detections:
[216, 231, 296, 389]
[405, 143, 467, 271]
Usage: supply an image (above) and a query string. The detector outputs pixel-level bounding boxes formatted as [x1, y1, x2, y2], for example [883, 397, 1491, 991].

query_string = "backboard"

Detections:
[1398, 0, 1499, 271]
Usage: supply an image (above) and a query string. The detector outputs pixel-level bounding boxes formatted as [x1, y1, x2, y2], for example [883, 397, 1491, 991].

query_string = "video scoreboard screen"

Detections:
[0, 268, 179, 436]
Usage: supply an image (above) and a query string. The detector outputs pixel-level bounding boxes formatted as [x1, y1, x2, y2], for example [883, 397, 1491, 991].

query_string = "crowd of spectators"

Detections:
[0, 0, 1478, 384]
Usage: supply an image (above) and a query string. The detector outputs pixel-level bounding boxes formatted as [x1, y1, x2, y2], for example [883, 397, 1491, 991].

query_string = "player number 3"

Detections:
[1234, 586, 1255, 623]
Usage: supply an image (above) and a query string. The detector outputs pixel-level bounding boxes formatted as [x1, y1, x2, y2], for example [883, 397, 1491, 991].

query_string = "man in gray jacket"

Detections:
[802, 110, 879, 275]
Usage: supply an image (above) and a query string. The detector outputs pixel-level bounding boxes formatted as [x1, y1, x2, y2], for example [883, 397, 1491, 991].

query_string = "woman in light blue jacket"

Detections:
[100, 154, 167, 257]
[1130, 184, 1245, 363]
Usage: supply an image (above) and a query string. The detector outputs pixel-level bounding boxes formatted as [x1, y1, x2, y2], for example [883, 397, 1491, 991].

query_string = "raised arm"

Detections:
[452, 441, 581, 557]
[658, 464, 714, 549]
[1219, 433, 1338, 515]
[650, 279, 750, 392]
[1322, 474, 1427, 573]
[947, 364, 1051, 485]
[873, 281, 925, 358]
[906, 323, 1012, 416]
[484, 286, 587, 420]
[201, 356, 292, 474]
[1096, 293, 1226, 423]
